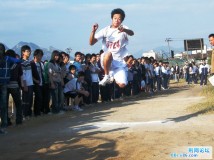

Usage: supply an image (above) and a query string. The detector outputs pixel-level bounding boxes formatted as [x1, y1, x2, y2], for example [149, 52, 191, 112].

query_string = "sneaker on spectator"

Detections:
[72, 106, 83, 112]
[47, 112, 53, 115]
[161, 87, 166, 90]
[119, 97, 124, 101]
[22, 116, 30, 121]
[0, 128, 7, 134]
[99, 75, 110, 86]
[77, 106, 83, 112]
[58, 110, 65, 115]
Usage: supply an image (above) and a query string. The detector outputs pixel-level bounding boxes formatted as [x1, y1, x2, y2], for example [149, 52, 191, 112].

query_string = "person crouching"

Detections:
[63, 71, 89, 111]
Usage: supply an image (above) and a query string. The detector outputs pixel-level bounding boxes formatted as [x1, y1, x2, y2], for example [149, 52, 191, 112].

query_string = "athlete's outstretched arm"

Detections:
[124, 28, 134, 36]
[118, 25, 134, 36]
[89, 23, 99, 45]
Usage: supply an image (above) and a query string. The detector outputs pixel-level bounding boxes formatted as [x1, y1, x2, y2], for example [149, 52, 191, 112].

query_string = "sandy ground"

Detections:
[0, 84, 213, 160]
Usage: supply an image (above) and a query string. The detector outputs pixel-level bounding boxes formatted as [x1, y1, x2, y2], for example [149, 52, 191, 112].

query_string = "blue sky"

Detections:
[0, 0, 213, 56]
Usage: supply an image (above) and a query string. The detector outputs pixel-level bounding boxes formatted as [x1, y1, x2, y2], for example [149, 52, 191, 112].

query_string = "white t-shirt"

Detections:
[21, 60, 33, 86]
[199, 64, 209, 74]
[95, 25, 129, 61]
[161, 66, 167, 74]
[64, 78, 81, 93]
[154, 66, 160, 76]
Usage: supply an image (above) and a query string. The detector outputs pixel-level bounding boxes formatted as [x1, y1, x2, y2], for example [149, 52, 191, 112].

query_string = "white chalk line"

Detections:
[94, 120, 172, 127]
[69, 120, 173, 131]
[68, 97, 205, 131]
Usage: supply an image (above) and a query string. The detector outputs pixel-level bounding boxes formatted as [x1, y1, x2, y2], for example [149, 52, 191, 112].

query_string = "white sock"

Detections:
[104, 74, 110, 78]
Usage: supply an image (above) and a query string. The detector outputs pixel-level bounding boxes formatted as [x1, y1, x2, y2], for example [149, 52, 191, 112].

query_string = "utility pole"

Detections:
[165, 38, 172, 61]
[165, 38, 172, 56]
[66, 47, 72, 57]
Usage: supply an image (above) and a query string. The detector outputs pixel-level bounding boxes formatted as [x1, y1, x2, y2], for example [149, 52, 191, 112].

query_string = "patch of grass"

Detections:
[188, 85, 214, 114]
[169, 79, 186, 87]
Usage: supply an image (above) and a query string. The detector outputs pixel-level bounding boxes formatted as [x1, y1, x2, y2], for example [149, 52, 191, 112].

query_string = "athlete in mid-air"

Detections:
[89, 8, 134, 88]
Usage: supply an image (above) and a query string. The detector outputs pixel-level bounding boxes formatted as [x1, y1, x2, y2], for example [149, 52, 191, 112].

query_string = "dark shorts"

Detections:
[64, 91, 84, 98]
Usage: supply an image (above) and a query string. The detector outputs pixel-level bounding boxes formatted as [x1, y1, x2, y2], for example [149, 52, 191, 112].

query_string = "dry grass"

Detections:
[188, 84, 214, 114]
[169, 78, 214, 115]
[169, 79, 187, 87]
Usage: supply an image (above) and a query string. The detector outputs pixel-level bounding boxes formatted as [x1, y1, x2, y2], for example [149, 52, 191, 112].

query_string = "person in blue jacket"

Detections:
[0, 43, 20, 134]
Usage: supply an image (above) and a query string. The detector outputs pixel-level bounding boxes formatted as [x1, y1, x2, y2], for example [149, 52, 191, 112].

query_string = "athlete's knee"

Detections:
[104, 52, 112, 60]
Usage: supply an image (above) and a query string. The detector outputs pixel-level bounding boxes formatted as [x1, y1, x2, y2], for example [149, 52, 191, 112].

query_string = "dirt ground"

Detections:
[0, 84, 213, 160]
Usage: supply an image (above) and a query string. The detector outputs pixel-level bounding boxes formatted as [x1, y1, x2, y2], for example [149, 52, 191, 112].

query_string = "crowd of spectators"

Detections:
[0, 43, 210, 134]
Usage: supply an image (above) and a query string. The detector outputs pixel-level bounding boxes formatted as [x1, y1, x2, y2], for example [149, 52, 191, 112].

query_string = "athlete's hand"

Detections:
[92, 23, 98, 32]
[118, 25, 124, 33]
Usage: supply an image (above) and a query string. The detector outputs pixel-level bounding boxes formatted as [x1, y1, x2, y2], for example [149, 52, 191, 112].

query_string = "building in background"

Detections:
[142, 50, 159, 59]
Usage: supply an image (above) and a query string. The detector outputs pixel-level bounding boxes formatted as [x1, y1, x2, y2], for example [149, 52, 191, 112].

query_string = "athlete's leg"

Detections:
[99, 52, 113, 86]
[113, 67, 127, 88]
[103, 52, 113, 75]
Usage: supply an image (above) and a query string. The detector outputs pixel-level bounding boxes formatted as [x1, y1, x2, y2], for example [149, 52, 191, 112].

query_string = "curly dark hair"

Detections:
[111, 8, 125, 21]
[208, 34, 214, 38]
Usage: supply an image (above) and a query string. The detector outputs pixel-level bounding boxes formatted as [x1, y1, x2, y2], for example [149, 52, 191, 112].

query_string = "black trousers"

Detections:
[22, 85, 33, 117]
[100, 83, 112, 101]
[33, 85, 42, 116]
[200, 74, 207, 85]
[91, 82, 99, 103]
[7, 87, 22, 124]
[41, 83, 50, 114]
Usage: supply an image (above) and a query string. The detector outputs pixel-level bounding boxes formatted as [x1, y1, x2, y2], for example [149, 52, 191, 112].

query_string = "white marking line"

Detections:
[69, 120, 173, 131]
[94, 120, 172, 127]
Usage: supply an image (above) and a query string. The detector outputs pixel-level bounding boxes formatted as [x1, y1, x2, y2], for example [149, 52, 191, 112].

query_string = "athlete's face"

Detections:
[209, 36, 214, 46]
[112, 14, 122, 28]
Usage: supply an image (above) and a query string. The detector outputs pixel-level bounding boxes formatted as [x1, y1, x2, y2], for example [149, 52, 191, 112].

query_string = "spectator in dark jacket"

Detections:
[5, 49, 23, 125]
[174, 63, 180, 82]
[0, 43, 20, 134]
[31, 49, 44, 116]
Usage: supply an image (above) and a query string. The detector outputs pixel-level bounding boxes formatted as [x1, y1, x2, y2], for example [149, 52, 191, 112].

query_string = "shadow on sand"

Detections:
[0, 84, 199, 160]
